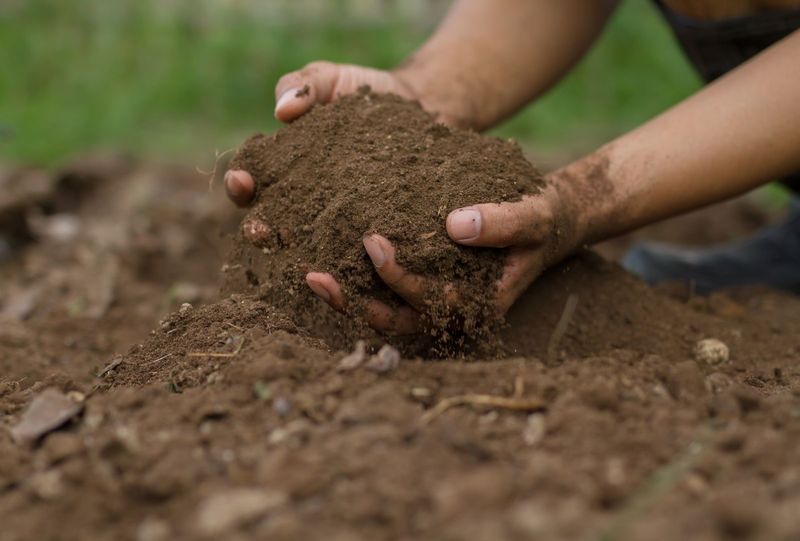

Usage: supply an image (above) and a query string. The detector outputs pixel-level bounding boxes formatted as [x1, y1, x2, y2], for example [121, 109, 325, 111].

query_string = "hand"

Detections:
[224, 61, 424, 207]
[305, 183, 579, 334]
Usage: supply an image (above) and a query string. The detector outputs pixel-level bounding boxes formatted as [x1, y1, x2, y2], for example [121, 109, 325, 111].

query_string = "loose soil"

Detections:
[0, 150, 799, 541]
[225, 89, 543, 352]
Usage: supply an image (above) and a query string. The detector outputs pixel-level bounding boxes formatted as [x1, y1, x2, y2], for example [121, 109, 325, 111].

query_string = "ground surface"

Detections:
[1, 157, 799, 541]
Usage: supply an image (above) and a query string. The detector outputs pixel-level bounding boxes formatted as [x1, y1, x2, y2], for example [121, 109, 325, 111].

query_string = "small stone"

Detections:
[273, 397, 291, 417]
[410, 387, 432, 400]
[522, 413, 546, 446]
[179, 302, 193, 314]
[365, 344, 401, 373]
[196, 488, 287, 536]
[695, 338, 729, 365]
[336, 340, 367, 372]
[10, 389, 84, 445]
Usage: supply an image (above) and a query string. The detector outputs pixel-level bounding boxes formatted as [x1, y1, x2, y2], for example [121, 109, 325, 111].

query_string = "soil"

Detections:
[1, 154, 799, 541]
[226, 89, 543, 351]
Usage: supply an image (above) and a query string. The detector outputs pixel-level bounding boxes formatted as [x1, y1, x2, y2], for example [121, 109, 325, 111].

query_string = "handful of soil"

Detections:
[226, 88, 543, 351]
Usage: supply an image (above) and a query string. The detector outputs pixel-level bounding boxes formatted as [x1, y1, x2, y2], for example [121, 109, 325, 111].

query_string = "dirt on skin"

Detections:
[225, 89, 543, 352]
[1, 155, 800, 541]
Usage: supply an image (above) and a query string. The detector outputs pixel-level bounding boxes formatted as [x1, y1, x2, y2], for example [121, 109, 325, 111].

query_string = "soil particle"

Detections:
[226, 89, 543, 353]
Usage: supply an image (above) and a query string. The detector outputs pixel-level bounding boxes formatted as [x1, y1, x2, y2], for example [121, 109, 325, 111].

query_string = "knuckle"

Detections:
[303, 60, 333, 75]
[380, 267, 405, 288]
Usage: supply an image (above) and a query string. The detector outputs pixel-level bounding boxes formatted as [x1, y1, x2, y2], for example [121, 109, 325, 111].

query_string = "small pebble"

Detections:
[410, 387, 432, 400]
[522, 414, 546, 446]
[695, 338, 730, 365]
[273, 396, 291, 417]
[336, 340, 367, 372]
[179, 302, 193, 314]
[365, 345, 401, 373]
[195, 488, 287, 536]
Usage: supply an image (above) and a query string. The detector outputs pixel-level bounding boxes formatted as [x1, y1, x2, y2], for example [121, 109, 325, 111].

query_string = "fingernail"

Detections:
[363, 236, 386, 268]
[275, 87, 301, 114]
[225, 171, 242, 197]
[448, 208, 481, 241]
[307, 279, 331, 302]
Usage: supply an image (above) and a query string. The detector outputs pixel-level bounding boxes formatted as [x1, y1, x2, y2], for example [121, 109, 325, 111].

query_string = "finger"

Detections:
[224, 170, 255, 207]
[446, 197, 552, 248]
[306, 271, 422, 334]
[495, 249, 546, 314]
[364, 300, 423, 335]
[275, 61, 341, 122]
[363, 234, 451, 311]
[306, 272, 346, 311]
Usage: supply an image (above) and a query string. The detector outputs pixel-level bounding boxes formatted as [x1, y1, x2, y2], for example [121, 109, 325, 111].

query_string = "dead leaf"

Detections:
[10, 389, 84, 445]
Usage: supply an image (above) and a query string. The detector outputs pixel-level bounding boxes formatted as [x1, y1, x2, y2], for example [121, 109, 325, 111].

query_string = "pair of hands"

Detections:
[225, 62, 575, 334]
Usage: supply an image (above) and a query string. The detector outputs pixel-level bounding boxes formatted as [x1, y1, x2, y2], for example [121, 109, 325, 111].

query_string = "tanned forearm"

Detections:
[393, 0, 619, 130]
[554, 29, 800, 247]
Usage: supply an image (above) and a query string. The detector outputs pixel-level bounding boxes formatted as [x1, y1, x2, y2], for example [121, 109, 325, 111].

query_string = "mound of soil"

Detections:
[225, 89, 543, 351]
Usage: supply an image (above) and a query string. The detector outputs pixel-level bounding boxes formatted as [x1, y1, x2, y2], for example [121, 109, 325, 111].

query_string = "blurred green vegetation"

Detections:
[0, 0, 701, 167]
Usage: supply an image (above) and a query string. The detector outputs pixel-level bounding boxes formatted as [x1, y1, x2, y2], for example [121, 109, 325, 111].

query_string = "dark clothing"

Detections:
[654, 1, 800, 192]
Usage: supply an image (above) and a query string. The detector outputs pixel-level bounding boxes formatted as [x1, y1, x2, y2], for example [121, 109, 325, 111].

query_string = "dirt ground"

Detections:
[0, 155, 798, 541]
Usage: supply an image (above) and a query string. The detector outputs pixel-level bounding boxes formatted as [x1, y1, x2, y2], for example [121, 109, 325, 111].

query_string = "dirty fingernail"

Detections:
[306, 278, 331, 302]
[448, 208, 481, 241]
[363, 236, 386, 268]
[275, 87, 302, 114]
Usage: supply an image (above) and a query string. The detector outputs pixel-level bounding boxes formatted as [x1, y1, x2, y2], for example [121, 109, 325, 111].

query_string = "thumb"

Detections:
[446, 197, 552, 248]
[274, 61, 341, 122]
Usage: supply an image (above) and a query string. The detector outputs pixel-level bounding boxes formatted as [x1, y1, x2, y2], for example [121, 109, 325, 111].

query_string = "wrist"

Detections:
[391, 60, 483, 129]
[545, 146, 621, 250]
[540, 180, 585, 266]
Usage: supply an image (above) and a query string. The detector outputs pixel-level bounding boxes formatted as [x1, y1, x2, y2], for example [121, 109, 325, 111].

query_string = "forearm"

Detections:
[557, 29, 800, 246]
[394, 0, 619, 130]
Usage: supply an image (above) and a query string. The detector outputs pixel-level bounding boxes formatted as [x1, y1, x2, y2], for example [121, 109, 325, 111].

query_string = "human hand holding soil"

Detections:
[303, 183, 576, 334]
[224, 62, 427, 207]
[225, 0, 800, 338]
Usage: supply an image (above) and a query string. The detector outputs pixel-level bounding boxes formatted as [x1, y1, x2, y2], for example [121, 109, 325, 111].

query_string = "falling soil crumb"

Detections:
[225, 88, 543, 354]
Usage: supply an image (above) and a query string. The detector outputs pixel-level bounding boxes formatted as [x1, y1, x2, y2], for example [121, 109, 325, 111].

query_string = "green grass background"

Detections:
[1, 0, 701, 167]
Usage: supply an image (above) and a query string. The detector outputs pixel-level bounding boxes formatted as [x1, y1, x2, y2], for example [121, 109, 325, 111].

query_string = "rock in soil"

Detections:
[195, 488, 287, 536]
[695, 338, 730, 365]
[365, 344, 402, 373]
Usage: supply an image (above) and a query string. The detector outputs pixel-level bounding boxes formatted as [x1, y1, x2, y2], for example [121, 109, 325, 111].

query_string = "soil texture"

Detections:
[0, 155, 799, 541]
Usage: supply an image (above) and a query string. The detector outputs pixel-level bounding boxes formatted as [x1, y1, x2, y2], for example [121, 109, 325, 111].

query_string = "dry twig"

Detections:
[420, 393, 546, 425]
[141, 353, 173, 367]
[187, 337, 245, 358]
[224, 321, 244, 332]
[196, 148, 236, 191]
[97, 357, 123, 378]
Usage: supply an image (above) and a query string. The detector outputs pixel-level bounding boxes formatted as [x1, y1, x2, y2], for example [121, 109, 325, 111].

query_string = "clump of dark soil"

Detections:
[225, 89, 543, 351]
